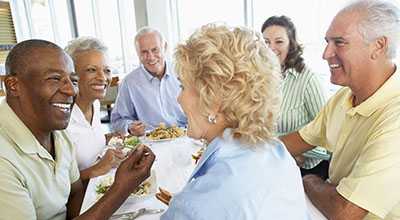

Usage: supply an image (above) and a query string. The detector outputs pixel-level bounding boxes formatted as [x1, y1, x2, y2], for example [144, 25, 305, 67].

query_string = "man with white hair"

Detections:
[281, 0, 400, 219]
[111, 27, 187, 136]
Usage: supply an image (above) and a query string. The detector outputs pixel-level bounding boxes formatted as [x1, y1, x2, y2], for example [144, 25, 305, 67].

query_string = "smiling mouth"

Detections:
[91, 84, 107, 90]
[148, 61, 158, 66]
[52, 103, 72, 113]
[329, 63, 340, 69]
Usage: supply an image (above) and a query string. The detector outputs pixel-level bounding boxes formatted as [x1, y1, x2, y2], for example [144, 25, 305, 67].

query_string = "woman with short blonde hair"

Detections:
[161, 24, 307, 219]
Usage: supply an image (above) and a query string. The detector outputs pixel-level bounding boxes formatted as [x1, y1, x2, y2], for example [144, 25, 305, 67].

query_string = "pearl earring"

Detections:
[208, 114, 217, 124]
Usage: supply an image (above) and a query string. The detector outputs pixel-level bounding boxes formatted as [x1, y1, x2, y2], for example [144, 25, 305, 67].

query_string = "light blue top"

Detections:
[161, 129, 309, 220]
[110, 63, 187, 133]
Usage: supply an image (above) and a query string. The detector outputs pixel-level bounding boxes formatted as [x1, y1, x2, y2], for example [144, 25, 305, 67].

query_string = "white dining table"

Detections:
[80, 136, 202, 219]
[80, 135, 328, 220]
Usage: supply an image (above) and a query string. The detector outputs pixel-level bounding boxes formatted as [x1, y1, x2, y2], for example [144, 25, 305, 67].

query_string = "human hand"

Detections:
[294, 155, 305, 167]
[105, 131, 125, 144]
[113, 145, 155, 195]
[93, 149, 125, 177]
[128, 121, 145, 136]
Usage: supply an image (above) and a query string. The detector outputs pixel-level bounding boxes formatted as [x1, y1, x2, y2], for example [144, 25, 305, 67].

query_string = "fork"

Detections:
[110, 208, 164, 219]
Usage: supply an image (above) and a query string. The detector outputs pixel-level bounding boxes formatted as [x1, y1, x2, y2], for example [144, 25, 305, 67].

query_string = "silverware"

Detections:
[110, 208, 164, 220]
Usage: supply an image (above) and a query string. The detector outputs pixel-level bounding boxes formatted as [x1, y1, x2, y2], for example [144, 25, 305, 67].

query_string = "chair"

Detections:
[0, 75, 5, 97]
[100, 76, 119, 123]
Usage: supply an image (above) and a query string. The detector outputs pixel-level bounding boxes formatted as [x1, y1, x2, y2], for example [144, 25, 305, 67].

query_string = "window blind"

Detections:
[0, 1, 16, 63]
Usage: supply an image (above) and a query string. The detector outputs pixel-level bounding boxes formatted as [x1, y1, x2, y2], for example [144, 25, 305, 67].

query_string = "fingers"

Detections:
[129, 121, 145, 136]
[294, 155, 305, 167]
[123, 145, 155, 169]
[113, 148, 126, 160]
[134, 145, 156, 168]
[132, 121, 145, 130]
[124, 145, 145, 165]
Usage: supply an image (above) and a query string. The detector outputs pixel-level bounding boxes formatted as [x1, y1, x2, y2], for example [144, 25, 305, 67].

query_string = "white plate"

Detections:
[144, 136, 180, 142]
[95, 170, 157, 201]
[144, 127, 186, 142]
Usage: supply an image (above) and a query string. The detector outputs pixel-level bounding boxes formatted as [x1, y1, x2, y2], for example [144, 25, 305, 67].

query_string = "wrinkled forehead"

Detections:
[136, 32, 164, 50]
[326, 10, 363, 38]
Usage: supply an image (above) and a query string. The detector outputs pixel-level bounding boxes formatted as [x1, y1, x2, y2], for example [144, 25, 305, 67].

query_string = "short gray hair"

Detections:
[341, 0, 400, 59]
[64, 36, 108, 60]
[134, 26, 166, 50]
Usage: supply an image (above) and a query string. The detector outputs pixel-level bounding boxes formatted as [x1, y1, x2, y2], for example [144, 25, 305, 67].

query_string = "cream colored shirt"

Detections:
[0, 100, 80, 220]
[299, 69, 400, 220]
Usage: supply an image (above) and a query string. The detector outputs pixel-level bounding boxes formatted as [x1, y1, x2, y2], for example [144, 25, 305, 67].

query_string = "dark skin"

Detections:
[72, 50, 125, 181]
[5, 46, 156, 219]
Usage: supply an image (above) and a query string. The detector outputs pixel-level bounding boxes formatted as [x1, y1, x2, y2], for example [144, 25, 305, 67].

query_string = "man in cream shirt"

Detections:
[281, 0, 400, 219]
[0, 39, 155, 219]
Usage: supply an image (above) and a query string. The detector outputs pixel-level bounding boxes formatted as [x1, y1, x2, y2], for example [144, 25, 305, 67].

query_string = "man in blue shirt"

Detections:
[111, 27, 187, 136]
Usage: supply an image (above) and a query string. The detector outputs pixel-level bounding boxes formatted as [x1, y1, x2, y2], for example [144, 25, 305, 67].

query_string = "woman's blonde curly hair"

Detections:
[175, 24, 282, 146]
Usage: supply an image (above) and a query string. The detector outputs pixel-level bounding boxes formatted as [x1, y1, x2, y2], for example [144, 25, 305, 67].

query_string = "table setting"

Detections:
[80, 124, 202, 219]
[80, 124, 328, 219]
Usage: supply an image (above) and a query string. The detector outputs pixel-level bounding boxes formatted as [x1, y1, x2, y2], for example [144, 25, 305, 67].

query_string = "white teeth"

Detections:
[330, 64, 340, 68]
[92, 85, 105, 90]
[52, 103, 71, 112]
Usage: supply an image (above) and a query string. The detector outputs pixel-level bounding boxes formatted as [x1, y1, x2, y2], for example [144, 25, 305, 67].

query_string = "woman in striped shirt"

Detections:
[261, 15, 330, 179]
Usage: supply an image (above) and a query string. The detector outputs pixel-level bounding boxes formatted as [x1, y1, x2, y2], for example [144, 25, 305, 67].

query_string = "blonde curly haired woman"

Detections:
[161, 24, 308, 219]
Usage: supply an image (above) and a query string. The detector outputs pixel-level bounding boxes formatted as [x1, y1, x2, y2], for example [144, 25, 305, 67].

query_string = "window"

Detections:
[0, 1, 17, 64]
[73, 0, 137, 74]
[7, 0, 72, 48]
[73, 0, 96, 37]
[252, 0, 349, 96]
[9, 0, 137, 75]
[175, 0, 245, 41]
[30, 0, 53, 41]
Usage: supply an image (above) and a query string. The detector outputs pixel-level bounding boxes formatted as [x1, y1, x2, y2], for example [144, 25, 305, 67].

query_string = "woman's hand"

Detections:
[105, 131, 125, 144]
[93, 148, 125, 176]
[294, 155, 305, 167]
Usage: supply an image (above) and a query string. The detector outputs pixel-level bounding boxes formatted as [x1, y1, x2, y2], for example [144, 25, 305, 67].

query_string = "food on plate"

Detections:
[124, 136, 140, 149]
[108, 136, 141, 151]
[156, 187, 172, 205]
[96, 175, 152, 196]
[108, 136, 124, 148]
[146, 123, 185, 140]
[192, 147, 205, 164]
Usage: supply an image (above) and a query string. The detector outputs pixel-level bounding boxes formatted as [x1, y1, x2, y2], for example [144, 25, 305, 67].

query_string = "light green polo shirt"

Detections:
[0, 100, 80, 220]
[300, 68, 400, 219]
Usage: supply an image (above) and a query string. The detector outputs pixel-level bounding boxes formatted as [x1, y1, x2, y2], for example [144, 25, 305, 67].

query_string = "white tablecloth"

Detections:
[80, 136, 202, 219]
[80, 136, 327, 219]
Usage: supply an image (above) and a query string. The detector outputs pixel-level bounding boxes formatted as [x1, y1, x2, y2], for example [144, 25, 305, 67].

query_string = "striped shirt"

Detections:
[277, 67, 328, 169]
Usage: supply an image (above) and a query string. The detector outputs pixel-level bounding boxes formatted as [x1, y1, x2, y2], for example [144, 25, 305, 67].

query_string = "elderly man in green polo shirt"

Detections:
[0, 39, 155, 219]
[281, 0, 400, 219]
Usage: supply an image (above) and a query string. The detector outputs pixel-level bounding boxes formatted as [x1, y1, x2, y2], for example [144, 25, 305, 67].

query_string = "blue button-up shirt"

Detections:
[111, 63, 187, 133]
[161, 129, 309, 220]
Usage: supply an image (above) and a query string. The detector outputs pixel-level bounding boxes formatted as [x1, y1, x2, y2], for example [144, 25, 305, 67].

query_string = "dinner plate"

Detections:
[144, 136, 180, 142]
[95, 170, 157, 202]
[144, 127, 186, 142]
